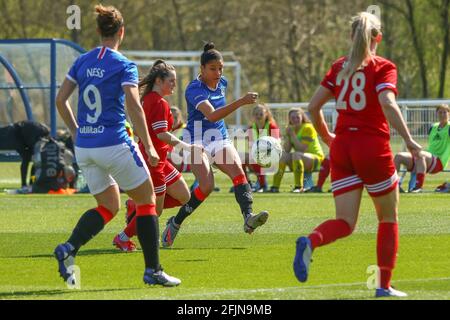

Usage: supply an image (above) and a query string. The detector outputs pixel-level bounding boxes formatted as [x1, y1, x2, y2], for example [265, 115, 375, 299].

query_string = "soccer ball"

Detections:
[251, 136, 282, 168]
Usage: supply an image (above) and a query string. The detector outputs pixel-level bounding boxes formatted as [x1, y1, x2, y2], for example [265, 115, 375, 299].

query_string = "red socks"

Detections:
[124, 216, 137, 238]
[308, 219, 352, 249]
[193, 187, 207, 201]
[416, 173, 425, 189]
[233, 174, 248, 186]
[307, 218, 398, 290]
[129, 196, 184, 211]
[250, 164, 266, 187]
[136, 204, 157, 217]
[124, 204, 157, 238]
[377, 222, 398, 289]
[96, 206, 114, 224]
[317, 157, 330, 189]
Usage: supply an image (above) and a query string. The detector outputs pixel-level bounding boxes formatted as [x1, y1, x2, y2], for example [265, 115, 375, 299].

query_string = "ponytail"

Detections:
[340, 12, 381, 79]
[94, 4, 124, 38]
[138, 60, 175, 99]
[200, 42, 223, 66]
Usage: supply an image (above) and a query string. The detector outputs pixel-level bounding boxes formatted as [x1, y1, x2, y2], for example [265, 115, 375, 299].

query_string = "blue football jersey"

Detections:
[185, 76, 229, 145]
[66, 46, 138, 148]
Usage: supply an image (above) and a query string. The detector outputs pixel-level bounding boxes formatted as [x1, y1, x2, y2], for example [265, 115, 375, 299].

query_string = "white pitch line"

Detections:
[170, 277, 450, 299]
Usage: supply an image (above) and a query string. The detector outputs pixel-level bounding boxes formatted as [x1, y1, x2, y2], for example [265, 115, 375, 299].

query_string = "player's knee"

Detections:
[201, 180, 214, 196]
[179, 190, 191, 205]
[135, 194, 156, 206]
[195, 173, 214, 196]
[378, 211, 398, 223]
[394, 153, 406, 165]
[102, 204, 120, 216]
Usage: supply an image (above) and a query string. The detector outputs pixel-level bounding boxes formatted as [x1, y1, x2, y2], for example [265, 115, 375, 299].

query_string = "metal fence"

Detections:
[0, 39, 85, 136]
[265, 100, 450, 155]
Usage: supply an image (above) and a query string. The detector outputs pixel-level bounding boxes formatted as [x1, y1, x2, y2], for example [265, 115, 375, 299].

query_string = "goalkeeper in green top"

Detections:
[394, 104, 450, 192]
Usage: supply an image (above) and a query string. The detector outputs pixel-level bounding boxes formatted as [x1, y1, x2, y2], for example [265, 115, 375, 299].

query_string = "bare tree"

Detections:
[171, 0, 188, 51]
[438, 0, 449, 97]
[405, 0, 429, 98]
[380, 0, 429, 97]
[0, 0, 446, 104]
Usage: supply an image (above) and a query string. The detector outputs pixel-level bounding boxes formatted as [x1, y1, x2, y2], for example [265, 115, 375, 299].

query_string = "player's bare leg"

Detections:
[394, 152, 413, 173]
[394, 152, 414, 192]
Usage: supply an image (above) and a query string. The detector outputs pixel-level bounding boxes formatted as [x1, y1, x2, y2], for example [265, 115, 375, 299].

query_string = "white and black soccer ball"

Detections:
[251, 136, 282, 168]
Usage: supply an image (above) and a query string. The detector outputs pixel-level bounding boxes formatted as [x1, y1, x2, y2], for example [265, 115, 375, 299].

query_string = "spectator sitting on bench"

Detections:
[394, 104, 450, 193]
[270, 108, 325, 193]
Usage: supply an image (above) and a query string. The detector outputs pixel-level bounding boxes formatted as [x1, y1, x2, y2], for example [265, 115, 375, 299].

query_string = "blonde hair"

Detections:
[436, 104, 450, 113]
[288, 108, 311, 125]
[340, 12, 382, 79]
[251, 103, 274, 125]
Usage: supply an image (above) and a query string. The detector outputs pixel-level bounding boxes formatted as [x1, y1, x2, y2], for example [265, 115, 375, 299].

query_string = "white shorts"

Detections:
[75, 141, 150, 195]
[204, 139, 232, 157]
[182, 138, 232, 165]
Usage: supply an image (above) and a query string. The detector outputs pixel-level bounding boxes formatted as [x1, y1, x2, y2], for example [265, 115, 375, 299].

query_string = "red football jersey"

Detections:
[321, 56, 398, 139]
[139, 91, 173, 162]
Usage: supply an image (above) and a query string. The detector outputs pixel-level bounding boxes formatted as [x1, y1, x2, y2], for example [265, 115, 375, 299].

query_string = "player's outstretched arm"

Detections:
[197, 92, 258, 123]
[156, 131, 203, 154]
[56, 78, 78, 138]
[308, 86, 335, 147]
[379, 90, 422, 157]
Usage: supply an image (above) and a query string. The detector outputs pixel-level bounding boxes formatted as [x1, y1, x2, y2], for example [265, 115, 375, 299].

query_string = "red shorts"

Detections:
[330, 132, 398, 197]
[149, 159, 182, 196]
[167, 157, 191, 172]
[409, 156, 444, 174]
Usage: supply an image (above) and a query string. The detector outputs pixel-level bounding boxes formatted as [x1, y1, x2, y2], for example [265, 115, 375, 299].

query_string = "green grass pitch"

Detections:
[0, 162, 449, 300]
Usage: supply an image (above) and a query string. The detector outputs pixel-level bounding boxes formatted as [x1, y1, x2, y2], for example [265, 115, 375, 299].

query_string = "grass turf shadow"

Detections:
[6, 248, 126, 259]
[0, 287, 140, 299]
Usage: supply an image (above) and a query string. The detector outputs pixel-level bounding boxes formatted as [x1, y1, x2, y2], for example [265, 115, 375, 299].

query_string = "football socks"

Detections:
[308, 219, 352, 249]
[174, 187, 207, 225]
[136, 204, 160, 270]
[67, 206, 113, 255]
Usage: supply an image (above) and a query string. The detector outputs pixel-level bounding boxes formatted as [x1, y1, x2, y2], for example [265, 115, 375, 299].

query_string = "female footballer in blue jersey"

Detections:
[160, 42, 269, 247]
[53, 4, 180, 287]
